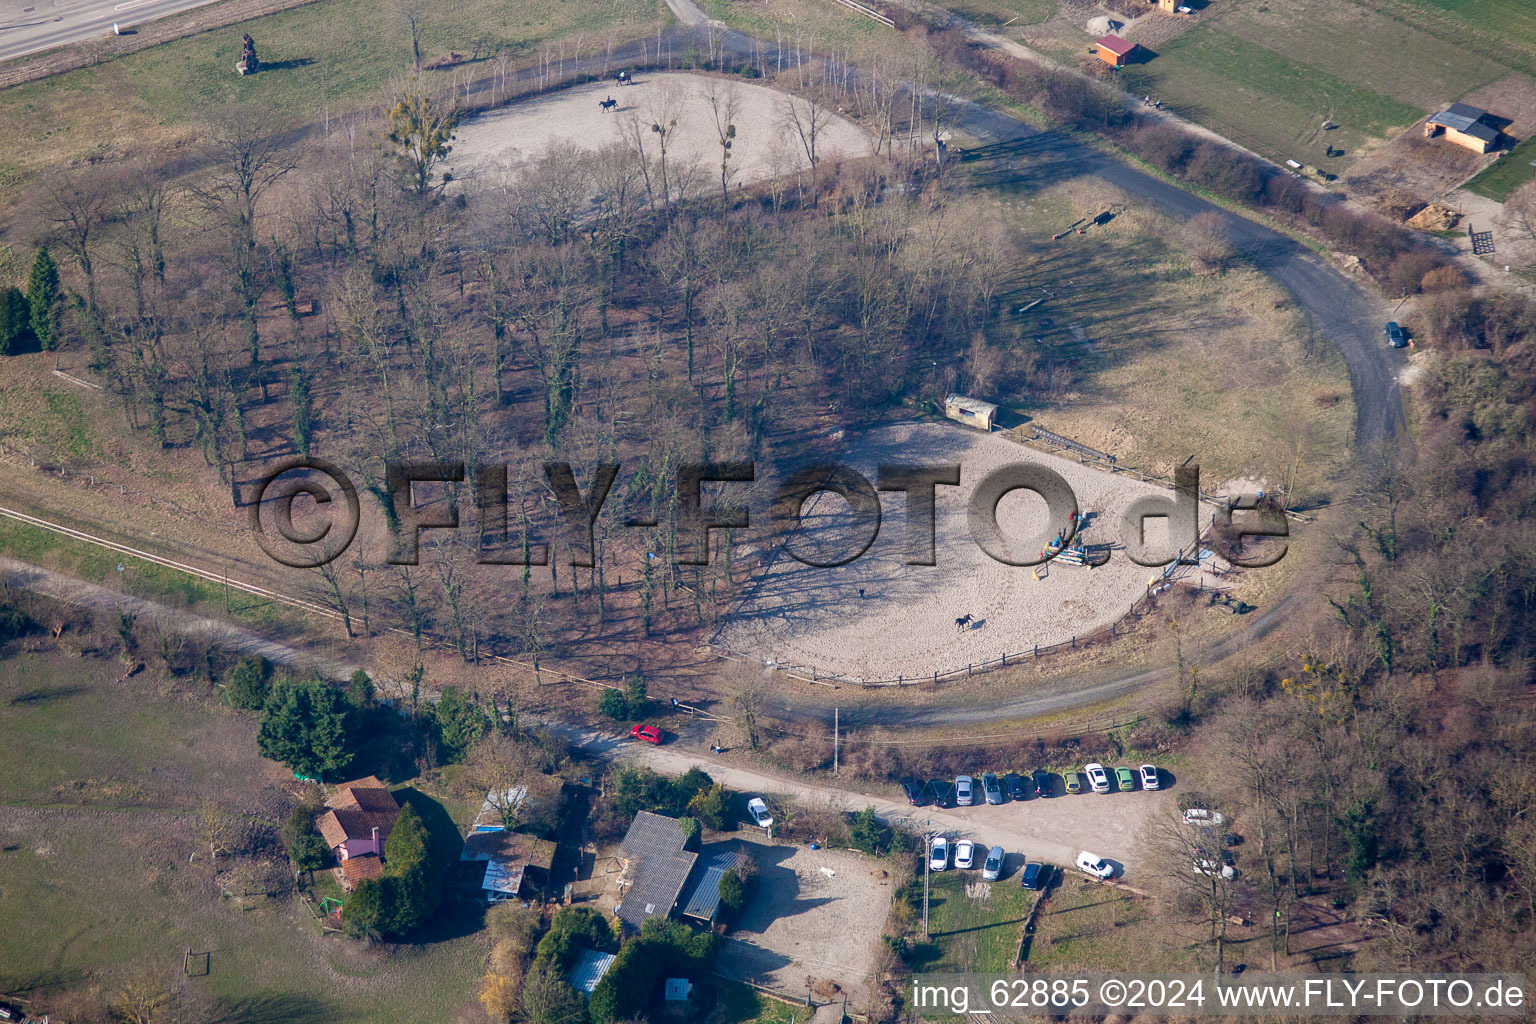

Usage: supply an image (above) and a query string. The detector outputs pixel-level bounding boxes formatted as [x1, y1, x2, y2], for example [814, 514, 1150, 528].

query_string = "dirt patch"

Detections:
[448, 71, 872, 190]
[716, 841, 892, 1008]
[713, 420, 1224, 683]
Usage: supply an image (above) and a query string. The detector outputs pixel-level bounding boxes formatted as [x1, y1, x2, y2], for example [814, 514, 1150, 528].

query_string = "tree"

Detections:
[850, 807, 891, 855]
[781, 92, 833, 205]
[535, 906, 615, 969]
[686, 782, 730, 831]
[435, 686, 490, 762]
[27, 247, 61, 351]
[0, 286, 30, 355]
[224, 655, 270, 710]
[342, 876, 386, 941]
[730, 671, 766, 750]
[624, 676, 647, 719]
[386, 91, 462, 195]
[282, 804, 329, 870]
[346, 669, 376, 711]
[481, 971, 521, 1023]
[289, 366, 314, 457]
[599, 688, 629, 721]
[717, 867, 746, 916]
[704, 80, 742, 210]
[380, 803, 440, 936]
[256, 680, 354, 779]
[522, 962, 587, 1024]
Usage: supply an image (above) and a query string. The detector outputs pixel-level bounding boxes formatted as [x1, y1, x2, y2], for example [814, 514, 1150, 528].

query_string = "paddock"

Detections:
[714, 421, 1225, 683]
[446, 71, 872, 188]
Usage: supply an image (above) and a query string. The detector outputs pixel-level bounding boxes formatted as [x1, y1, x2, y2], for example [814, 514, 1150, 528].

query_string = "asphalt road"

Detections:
[0, 0, 224, 62]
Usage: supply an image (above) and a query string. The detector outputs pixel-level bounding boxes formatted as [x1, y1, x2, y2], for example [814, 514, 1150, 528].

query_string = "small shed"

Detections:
[1425, 103, 1499, 154]
[568, 950, 616, 996]
[945, 394, 998, 431]
[1096, 34, 1137, 67]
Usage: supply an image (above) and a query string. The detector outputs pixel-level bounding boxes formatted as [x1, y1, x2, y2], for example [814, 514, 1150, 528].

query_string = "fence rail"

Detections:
[825, 0, 895, 27]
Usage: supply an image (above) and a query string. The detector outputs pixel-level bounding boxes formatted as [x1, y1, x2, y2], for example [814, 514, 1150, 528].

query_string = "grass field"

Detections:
[920, 869, 1039, 972]
[1403, 0, 1536, 61]
[0, 0, 663, 200]
[1463, 136, 1536, 200]
[1120, 25, 1422, 171]
[0, 647, 488, 1023]
[1023, 875, 1156, 970]
[714, 980, 815, 1024]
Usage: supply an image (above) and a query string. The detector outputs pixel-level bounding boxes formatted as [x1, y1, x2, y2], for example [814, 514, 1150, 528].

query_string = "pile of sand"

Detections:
[1407, 202, 1460, 231]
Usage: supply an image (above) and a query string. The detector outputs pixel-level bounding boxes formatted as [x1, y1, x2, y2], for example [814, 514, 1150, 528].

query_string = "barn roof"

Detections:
[679, 849, 745, 922]
[461, 829, 557, 869]
[617, 811, 697, 931]
[568, 950, 616, 995]
[1428, 104, 1489, 134]
[1097, 34, 1136, 56]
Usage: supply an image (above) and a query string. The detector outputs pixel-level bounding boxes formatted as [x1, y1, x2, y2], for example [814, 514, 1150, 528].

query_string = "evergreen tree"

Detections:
[27, 248, 61, 352]
[434, 686, 489, 762]
[224, 655, 271, 710]
[289, 366, 313, 457]
[281, 805, 329, 870]
[686, 782, 730, 831]
[256, 680, 354, 778]
[342, 877, 386, 941]
[381, 803, 440, 936]
[0, 286, 30, 355]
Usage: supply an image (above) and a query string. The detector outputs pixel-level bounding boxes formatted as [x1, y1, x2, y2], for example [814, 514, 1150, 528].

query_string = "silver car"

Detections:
[955, 775, 975, 806]
[982, 845, 1005, 881]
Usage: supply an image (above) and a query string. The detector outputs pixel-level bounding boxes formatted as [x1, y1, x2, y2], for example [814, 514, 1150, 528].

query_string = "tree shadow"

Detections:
[257, 58, 316, 72]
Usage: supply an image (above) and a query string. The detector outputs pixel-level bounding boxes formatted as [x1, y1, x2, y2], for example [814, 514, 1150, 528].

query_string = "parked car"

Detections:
[1194, 856, 1236, 879]
[1183, 807, 1227, 826]
[1084, 763, 1111, 794]
[746, 797, 773, 829]
[1115, 766, 1137, 792]
[930, 836, 950, 871]
[900, 778, 929, 805]
[954, 838, 977, 869]
[1076, 850, 1114, 880]
[955, 775, 975, 806]
[630, 724, 663, 744]
[1385, 321, 1408, 348]
[929, 779, 955, 807]
[1064, 771, 1083, 795]
[1004, 772, 1028, 800]
[1032, 769, 1052, 797]
[1021, 860, 1046, 890]
[1139, 764, 1160, 790]
[983, 845, 1005, 881]
[982, 772, 1003, 805]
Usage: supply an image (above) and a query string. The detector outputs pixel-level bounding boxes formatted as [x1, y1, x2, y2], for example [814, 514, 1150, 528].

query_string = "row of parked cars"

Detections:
[902, 762, 1161, 806]
[927, 836, 1050, 889]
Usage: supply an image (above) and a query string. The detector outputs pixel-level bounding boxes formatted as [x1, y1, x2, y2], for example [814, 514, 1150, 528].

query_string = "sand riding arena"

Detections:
[713, 422, 1227, 684]
[447, 71, 872, 189]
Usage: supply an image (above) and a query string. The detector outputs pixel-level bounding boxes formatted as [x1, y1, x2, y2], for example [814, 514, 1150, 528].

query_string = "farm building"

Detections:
[615, 811, 698, 931]
[317, 776, 400, 863]
[1096, 34, 1137, 67]
[945, 394, 998, 431]
[1424, 103, 1499, 154]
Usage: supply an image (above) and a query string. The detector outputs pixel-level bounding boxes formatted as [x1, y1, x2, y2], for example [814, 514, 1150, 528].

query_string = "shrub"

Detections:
[224, 655, 271, 710]
[850, 807, 893, 855]
[488, 902, 544, 958]
[686, 783, 730, 831]
[281, 804, 329, 870]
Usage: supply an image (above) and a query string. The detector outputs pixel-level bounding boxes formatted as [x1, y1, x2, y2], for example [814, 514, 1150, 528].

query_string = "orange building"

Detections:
[1096, 34, 1137, 67]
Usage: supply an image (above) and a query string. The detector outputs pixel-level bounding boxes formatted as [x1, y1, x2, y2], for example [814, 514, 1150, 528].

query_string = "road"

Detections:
[0, 0, 226, 62]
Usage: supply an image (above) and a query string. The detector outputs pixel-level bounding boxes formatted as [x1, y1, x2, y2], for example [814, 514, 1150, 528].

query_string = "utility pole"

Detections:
[833, 708, 839, 774]
[923, 833, 931, 936]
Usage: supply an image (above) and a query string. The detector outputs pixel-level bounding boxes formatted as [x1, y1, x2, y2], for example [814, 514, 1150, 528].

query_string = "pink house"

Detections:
[317, 776, 401, 862]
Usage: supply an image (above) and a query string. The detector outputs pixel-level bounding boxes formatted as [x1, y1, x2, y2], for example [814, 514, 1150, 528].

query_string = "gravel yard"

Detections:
[715, 421, 1223, 682]
[715, 841, 892, 1008]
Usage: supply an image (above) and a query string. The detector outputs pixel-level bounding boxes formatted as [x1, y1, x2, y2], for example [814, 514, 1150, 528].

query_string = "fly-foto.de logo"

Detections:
[247, 458, 1287, 571]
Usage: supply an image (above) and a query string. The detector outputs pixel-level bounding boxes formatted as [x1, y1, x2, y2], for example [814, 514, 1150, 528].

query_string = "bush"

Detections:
[686, 783, 730, 831]
[850, 807, 893, 855]
[488, 902, 544, 958]
[224, 655, 271, 710]
[599, 688, 629, 721]
[717, 868, 747, 917]
[534, 906, 616, 970]
[281, 804, 329, 870]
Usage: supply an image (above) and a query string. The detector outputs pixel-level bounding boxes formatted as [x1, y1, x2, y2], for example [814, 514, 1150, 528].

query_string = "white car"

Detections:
[1194, 858, 1236, 879]
[1084, 763, 1111, 794]
[746, 797, 773, 829]
[1139, 764, 1160, 791]
[930, 836, 950, 871]
[954, 839, 976, 870]
[1183, 808, 1227, 826]
[955, 775, 975, 806]
[1076, 850, 1114, 879]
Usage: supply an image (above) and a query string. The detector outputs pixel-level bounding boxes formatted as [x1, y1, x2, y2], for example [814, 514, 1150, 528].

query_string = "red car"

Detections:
[630, 724, 663, 745]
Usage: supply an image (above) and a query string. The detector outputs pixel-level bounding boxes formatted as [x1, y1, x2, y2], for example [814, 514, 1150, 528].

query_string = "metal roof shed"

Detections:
[568, 949, 617, 995]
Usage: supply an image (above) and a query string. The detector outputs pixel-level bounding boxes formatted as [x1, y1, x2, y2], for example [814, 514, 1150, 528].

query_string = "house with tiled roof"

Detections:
[317, 776, 401, 864]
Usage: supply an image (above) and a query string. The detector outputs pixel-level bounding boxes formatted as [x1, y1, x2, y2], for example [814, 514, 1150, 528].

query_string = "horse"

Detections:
[955, 613, 973, 631]
[616, 69, 631, 86]
[599, 97, 618, 113]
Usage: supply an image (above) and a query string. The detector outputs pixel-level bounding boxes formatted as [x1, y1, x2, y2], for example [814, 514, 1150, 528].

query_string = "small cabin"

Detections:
[945, 394, 998, 431]
[1096, 34, 1137, 67]
[1424, 103, 1499, 154]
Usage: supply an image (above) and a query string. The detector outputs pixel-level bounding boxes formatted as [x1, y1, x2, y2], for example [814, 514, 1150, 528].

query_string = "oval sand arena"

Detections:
[448, 71, 872, 188]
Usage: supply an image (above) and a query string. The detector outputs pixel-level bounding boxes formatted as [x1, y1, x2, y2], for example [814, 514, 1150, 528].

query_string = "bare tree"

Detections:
[781, 91, 833, 205]
[704, 80, 743, 210]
